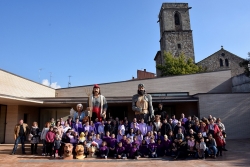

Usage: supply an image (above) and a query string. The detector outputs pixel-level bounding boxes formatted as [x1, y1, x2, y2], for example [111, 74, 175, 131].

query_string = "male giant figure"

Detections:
[132, 83, 154, 122]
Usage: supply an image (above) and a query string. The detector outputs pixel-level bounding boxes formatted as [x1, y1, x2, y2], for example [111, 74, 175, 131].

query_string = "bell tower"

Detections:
[155, 3, 195, 76]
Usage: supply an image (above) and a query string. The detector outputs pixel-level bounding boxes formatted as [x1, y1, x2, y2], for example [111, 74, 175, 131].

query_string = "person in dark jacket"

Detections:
[174, 139, 188, 160]
[104, 119, 114, 134]
[161, 118, 172, 136]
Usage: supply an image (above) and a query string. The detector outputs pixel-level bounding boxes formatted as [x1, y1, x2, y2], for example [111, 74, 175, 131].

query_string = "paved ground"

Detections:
[0, 139, 249, 167]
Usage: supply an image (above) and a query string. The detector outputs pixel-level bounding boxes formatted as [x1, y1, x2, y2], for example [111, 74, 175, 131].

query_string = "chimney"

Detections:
[144, 69, 146, 72]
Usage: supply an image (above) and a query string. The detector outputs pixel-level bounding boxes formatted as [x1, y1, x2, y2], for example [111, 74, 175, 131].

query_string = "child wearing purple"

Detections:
[94, 134, 103, 147]
[90, 121, 97, 134]
[120, 135, 127, 146]
[99, 141, 109, 159]
[83, 121, 90, 132]
[156, 139, 164, 157]
[162, 135, 172, 156]
[109, 134, 117, 157]
[138, 119, 147, 136]
[148, 138, 157, 158]
[102, 131, 111, 147]
[132, 136, 140, 149]
[124, 138, 132, 157]
[128, 143, 140, 159]
[139, 139, 148, 158]
[115, 142, 127, 159]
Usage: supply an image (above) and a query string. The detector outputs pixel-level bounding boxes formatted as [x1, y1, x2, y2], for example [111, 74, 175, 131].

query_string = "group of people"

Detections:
[10, 83, 227, 160]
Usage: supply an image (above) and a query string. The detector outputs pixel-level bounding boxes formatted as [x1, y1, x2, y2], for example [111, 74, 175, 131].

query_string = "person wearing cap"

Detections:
[86, 84, 107, 122]
[132, 83, 154, 122]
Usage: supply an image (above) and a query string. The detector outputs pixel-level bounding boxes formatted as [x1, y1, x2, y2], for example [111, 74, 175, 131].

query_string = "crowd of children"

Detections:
[36, 112, 227, 160]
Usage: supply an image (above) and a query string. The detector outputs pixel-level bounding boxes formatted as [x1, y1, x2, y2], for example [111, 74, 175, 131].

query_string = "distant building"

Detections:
[197, 46, 245, 77]
[132, 69, 156, 80]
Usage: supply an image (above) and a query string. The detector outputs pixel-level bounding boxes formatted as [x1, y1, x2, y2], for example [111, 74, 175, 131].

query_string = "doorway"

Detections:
[107, 106, 128, 120]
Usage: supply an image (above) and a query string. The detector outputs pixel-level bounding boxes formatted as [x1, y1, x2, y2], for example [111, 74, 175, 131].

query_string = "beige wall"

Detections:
[5, 105, 19, 144]
[5, 105, 39, 144]
[196, 93, 250, 139]
[56, 70, 232, 97]
[0, 70, 55, 98]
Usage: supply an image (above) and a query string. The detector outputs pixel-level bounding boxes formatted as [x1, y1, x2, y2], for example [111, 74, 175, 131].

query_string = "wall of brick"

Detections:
[196, 93, 250, 139]
[0, 69, 55, 98]
[56, 70, 232, 97]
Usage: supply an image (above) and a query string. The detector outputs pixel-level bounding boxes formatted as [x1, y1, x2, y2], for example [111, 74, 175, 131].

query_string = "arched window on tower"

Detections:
[225, 59, 229, 67]
[174, 12, 182, 31]
[174, 13, 180, 25]
[220, 58, 223, 67]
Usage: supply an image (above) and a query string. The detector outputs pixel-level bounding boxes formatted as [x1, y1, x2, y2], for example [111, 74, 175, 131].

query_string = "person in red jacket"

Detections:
[46, 126, 55, 156]
[214, 131, 225, 156]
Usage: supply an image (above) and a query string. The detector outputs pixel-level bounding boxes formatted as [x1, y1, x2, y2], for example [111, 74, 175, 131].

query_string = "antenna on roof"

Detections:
[68, 75, 72, 87]
[49, 72, 52, 87]
[38, 68, 43, 83]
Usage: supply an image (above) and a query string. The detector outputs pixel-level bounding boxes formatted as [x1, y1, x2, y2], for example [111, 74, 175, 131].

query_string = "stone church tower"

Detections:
[154, 3, 195, 76]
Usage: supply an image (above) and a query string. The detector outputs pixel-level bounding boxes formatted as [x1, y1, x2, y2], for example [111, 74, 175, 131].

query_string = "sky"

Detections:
[1, 0, 250, 89]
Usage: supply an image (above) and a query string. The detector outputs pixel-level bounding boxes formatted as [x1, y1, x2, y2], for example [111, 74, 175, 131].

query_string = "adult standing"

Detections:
[155, 103, 167, 121]
[30, 122, 40, 154]
[86, 84, 108, 122]
[11, 119, 29, 155]
[132, 83, 154, 122]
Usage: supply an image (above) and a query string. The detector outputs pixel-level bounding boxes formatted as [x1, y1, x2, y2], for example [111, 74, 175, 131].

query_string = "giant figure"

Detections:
[87, 84, 107, 122]
[132, 83, 154, 122]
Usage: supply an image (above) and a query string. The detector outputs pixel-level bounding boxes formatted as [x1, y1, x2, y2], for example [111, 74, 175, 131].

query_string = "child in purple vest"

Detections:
[139, 139, 148, 158]
[102, 131, 111, 147]
[120, 135, 127, 146]
[115, 141, 126, 159]
[124, 138, 132, 157]
[128, 143, 140, 159]
[162, 135, 172, 156]
[109, 133, 117, 157]
[148, 138, 157, 158]
[132, 136, 140, 149]
[156, 139, 164, 157]
[99, 141, 109, 159]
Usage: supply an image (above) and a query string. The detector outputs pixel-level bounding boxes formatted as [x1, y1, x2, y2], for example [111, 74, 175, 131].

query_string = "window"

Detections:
[174, 13, 180, 25]
[220, 59, 223, 67]
[221, 53, 225, 56]
[225, 59, 229, 67]
[177, 44, 181, 49]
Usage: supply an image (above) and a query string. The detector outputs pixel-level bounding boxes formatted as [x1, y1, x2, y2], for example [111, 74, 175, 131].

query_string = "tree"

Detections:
[156, 51, 205, 77]
[239, 52, 250, 77]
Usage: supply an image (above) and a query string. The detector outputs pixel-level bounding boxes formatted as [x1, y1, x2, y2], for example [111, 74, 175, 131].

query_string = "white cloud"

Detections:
[42, 79, 61, 89]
